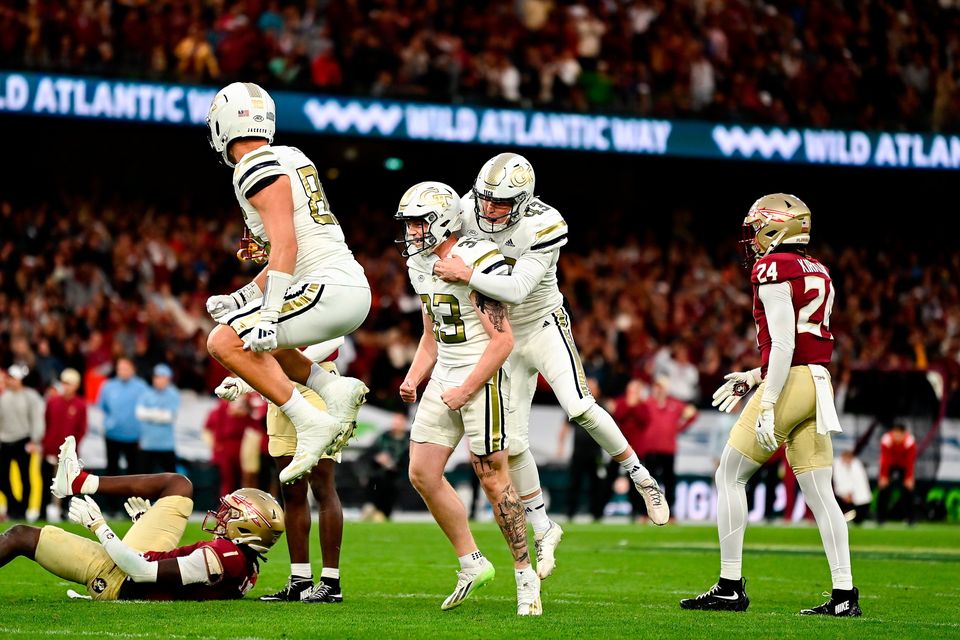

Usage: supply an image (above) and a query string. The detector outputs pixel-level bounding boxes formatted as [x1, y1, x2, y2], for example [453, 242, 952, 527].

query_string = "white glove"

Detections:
[756, 402, 778, 452]
[215, 376, 254, 401]
[205, 294, 242, 322]
[242, 321, 278, 352]
[69, 495, 105, 532]
[712, 369, 761, 413]
[124, 497, 152, 522]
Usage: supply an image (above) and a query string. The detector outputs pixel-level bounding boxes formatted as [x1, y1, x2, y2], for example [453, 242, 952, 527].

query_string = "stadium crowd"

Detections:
[3, 0, 960, 131]
[1, 194, 958, 417]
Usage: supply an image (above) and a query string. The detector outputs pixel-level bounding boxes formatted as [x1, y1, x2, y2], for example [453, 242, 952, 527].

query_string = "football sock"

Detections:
[72, 471, 99, 495]
[508, 449, 542, 497]
[521, 494, 550, 536]
[321, 567, 340, 588]
[290, 563, 312, 580]
[458, 550, 484, 571]
[619, 453, 651, 484]
[574, 404, 630, 456]
[306, 362, 336, 394]
[716, 445, 761, 581]
[279, 389, 316, 429]
[797, 467, 854, 590]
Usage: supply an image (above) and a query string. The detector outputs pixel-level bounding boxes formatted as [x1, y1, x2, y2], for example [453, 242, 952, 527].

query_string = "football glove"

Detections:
[756, 402, 778, 453]
[215, 376, 255, 401]
[712, 369, 761, 413]
[242, 321, 278, 352]
[124, 497, 152, 523]
[69, 495, 105, 532]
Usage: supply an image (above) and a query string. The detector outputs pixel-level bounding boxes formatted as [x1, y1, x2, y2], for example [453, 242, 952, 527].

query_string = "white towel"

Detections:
[809, 364, 842, 435]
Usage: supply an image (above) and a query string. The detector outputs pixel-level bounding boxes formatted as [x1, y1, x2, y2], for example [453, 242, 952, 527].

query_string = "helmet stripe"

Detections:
[244, 83, 262, 98]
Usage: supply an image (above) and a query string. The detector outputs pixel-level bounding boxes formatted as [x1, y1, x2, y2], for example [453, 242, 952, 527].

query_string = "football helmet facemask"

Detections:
[472, 152, 535, 233]
[394, 181, 462, 257]
[740, 193, 811, 267]
[202, 488, 285, 554]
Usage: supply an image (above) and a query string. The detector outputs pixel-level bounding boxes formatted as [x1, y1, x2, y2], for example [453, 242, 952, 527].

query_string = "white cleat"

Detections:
[279, 413, 339, 484]
[51, 436, 82, 499]
[440, 559, 495, 611]
[320, 376, 369, 427]
[636, 477, 670, 525]
[534, 520, 563, 579]
[516, 566, 542, 616]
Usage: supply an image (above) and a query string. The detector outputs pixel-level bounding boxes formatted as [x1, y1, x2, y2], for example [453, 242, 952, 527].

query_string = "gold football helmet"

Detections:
[740, 193, 811, 265]
[202, 488, 285, 554]
[236, 227, 269, 264]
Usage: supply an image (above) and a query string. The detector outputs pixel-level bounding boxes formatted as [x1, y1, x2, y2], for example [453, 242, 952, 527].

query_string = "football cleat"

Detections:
[800, 587, 862, 617]
[279, 411, 340, 483]
[303, 580, 343, 604]
[319, 376, 369, 428]
[680, 578, 750, 612]
[258, 577, 315, 602]
[635, 477, 670, 525]
[440, 559, 495, 611]
[516, 566, 542, 616]
[51, 436, 82, 499]
[534, 520, 563, 579]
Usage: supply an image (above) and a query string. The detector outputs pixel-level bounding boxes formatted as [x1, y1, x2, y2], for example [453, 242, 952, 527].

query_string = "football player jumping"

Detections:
[397, 182, 541, 616]
[680, 194, 861, 616]
[434, 153, 669, 579]
[0, 436, 283, 601]
[204, 82, 371, 485]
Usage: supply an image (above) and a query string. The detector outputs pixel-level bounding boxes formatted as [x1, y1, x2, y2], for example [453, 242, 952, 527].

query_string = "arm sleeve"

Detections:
[758, 281, 795, 406]
[176, 547, 224, 585]
[94, 524, 159, 583]
[467, 251, 552, 305]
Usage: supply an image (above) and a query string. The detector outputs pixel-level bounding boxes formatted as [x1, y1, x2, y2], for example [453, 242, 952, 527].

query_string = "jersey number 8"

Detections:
[297, 165, 340, 226]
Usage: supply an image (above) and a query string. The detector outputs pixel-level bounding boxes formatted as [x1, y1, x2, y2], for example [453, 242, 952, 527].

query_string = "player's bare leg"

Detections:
[207, 326, 339, 483]
[0, 524, 40, 568]
[409, 442, 494, 611]
[472, 451, 541, 616]
[303, 460, 343, 603]
[260, 454, 317, 602]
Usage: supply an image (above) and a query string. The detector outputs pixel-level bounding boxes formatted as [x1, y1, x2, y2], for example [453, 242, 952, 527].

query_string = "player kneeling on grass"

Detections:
[217, 338, 346, 603]
[680, 194, 860, 617]
[396, 182, 541, 616]
[0, 436, 283, 600]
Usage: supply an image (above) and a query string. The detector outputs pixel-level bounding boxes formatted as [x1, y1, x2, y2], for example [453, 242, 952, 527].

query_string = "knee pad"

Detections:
[508, 448, 542, 497]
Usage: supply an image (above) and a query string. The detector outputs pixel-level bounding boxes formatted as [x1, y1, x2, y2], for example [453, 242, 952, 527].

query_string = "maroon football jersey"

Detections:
[751, 252, 834, 377]
[119, 538, 258, 601]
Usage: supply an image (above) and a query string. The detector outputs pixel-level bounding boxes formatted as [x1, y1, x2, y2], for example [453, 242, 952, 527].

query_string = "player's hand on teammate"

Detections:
[756, 402, 777, 452]
[242, 321, 278, 352]
[712, 370, 761, 413]
[69, 495, 106, 532]
[215, 376, 254, 401]
[124, 497, 152, 522]
[399, 378, 418, 404]
[433, 255, 471, 283]
[205, 294, 242, 321]
[441, 386, 471, 411]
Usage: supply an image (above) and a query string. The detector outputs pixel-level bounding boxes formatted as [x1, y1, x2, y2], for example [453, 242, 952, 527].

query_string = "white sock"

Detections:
[290, 563, 312, 580]
[797, 467, 854, 590]
[716, 445, 762, 581]
[619, 453, 651, 484]
[306, 362, 336, 395]
[458, 549, 484, 570]
[574, 404, 630, 455]
[320, 567, 340, 581]
[522, 494, 551, 535]
[279, 388, 322, 430]
[80, 474, 99, 495]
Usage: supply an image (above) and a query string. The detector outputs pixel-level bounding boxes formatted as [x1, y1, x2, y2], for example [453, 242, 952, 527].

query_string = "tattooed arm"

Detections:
[439, 292, 513, 411]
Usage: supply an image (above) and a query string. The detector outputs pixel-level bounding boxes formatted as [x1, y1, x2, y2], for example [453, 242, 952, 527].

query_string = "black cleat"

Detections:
[259, 577, 315, 601]
[800, 587, 862, 617]
[680, 577, 750, 612]
[303, 580, 343, 604]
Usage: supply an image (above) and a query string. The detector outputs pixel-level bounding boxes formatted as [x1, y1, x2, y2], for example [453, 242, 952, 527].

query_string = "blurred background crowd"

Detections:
[3, 0, 960, 131]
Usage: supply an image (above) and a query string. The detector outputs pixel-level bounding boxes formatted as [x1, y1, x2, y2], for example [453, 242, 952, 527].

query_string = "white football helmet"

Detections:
[472, 152, 535, 232]
[206, 82, 277, 167]
[394, 181, 462, 257]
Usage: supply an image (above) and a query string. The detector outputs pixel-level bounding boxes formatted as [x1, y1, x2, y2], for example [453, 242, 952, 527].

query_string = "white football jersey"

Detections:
[233, 145, 363, 282]
[460, 193, 568, 336]
[408, 237, 510, 383]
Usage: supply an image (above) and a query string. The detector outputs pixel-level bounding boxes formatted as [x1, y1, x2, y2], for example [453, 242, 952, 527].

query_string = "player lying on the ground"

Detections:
[680, 194, 861, 617]
[434, 153, 670, 579]
[217, 338, 346, 603]
[0, 436, 283, 600]
[396, 181, 541, 616]
[204, 81, 371, 484]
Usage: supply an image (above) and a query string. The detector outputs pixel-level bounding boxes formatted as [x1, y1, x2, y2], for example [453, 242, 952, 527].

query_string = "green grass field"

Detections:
[1, 520, 958, 639]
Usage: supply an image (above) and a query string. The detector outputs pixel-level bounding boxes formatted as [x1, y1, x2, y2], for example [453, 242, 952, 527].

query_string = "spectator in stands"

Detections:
[98, 358, 148, 481]
[0, 365, 45, 521]
[833, 450, 872, 524]
[610, 379, 649, 521]
[878, 423, 918, 524]
[640, 376, 698, 519]
[653, 342, 700, 403]
[205, 395, 258, 497]
[41, 368, 86, 522]
[363, 413, 410, 522]
[135, 363, 180, 474]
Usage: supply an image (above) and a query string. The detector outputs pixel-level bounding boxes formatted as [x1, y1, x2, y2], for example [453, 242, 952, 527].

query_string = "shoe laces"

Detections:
[696, 584, 723, 600]
[643, 483, 663, 506]
[308, 582, 333, 599]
